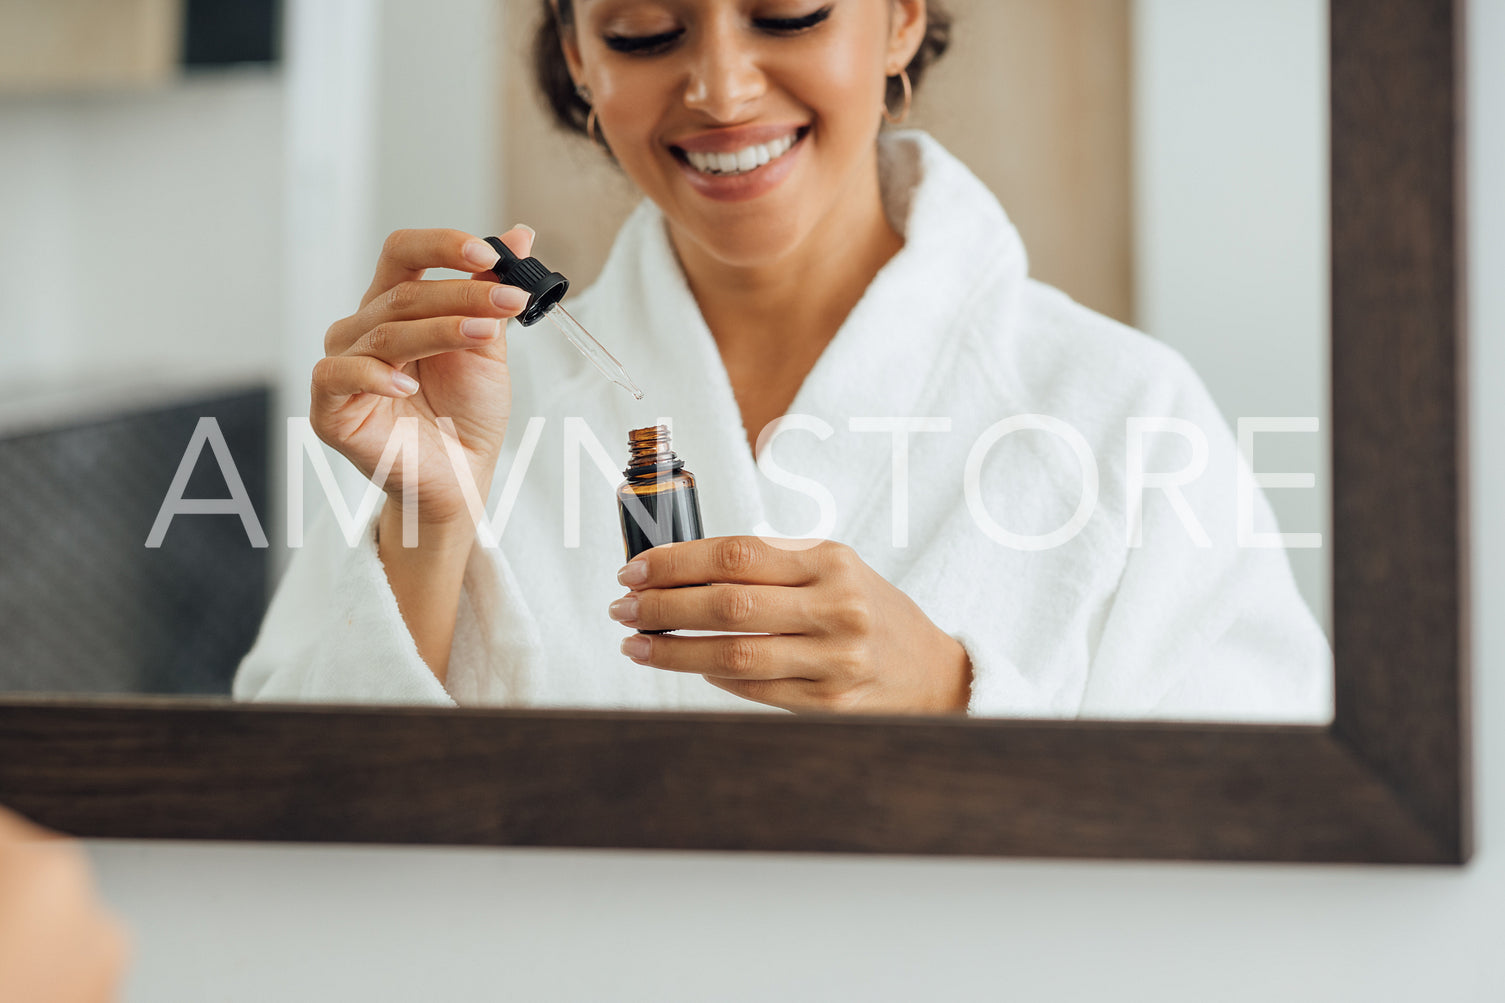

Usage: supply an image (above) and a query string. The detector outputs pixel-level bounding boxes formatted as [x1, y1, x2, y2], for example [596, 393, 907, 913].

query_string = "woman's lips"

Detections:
[669, 126, 809, 203]
[681, 132, 797, 176]
[670, 122, 809, 154]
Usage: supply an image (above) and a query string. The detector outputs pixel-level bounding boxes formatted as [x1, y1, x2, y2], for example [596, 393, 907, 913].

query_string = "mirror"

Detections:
[2, 0, 1329, 724]
[0, 0, 1469, 865]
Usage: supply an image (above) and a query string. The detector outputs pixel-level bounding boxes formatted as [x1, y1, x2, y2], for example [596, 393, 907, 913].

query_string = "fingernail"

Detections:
[617, 560, 648, 587]
[461, 317, 499, 340]
[491, 285, 530, 311]
[392, 372, 420, 396]
[621, 634, 650, 660]
[608, 595, 640, 622]
[511, 223, 536, 239]
[462, 239, 499, 269]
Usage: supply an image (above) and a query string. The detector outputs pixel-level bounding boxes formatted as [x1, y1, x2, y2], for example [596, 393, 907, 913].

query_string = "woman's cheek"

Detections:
[788, 60, 883, 145]
[597, 90, 674, 187]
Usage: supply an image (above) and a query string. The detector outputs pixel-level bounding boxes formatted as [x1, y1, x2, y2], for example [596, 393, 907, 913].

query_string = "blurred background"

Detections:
[0, 0, 1327, 698]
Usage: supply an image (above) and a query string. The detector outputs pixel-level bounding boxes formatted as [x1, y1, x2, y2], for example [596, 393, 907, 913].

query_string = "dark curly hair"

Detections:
[532, 1, 952, 146]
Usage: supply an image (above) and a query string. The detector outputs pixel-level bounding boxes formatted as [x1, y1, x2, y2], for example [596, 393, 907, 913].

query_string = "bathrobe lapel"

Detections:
[588, 131, 1030, 551]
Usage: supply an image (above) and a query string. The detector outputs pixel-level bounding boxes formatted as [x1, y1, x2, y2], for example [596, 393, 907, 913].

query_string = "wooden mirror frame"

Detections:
[0, 0, 1469, 863]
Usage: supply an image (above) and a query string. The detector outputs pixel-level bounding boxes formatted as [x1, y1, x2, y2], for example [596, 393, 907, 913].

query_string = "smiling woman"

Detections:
[233, 0, 1330, 722]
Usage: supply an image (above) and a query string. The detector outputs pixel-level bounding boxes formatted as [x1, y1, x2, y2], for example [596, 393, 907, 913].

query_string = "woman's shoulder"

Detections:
[959, 273, 1222, 438]
[884, 135, 1218, 428]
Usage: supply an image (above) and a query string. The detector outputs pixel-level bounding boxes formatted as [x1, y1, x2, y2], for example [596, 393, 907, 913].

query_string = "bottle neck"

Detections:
[624, 425, 685, 479]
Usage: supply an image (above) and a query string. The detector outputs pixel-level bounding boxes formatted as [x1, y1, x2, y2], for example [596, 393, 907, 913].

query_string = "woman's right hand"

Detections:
[312, 225, 536, 530]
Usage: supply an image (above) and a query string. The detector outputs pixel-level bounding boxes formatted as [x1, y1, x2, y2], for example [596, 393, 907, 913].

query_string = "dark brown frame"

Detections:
[0, 0, 1469, 863]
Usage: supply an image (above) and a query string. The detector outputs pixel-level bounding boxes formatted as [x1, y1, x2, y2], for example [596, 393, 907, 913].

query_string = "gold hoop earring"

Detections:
[882, 68, 912, 126]
[576, 83, 602, 146]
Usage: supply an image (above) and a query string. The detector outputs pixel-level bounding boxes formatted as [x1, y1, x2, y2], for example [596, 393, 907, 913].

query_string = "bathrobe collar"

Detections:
[587, 130, 1029, 541]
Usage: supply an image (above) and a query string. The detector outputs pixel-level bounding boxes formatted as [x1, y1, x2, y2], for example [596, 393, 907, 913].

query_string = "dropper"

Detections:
[483, 235, 644, 399]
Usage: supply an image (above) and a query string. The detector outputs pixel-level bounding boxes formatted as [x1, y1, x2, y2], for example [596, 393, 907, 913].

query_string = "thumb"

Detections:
[499, 222, 536, 259]
[471, 223, 537, 282]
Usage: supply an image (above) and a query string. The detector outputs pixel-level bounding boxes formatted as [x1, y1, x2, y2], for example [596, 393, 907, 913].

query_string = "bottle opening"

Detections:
[625, 425, 682, 477]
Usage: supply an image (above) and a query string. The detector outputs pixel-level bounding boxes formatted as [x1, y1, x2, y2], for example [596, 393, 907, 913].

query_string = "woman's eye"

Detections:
[754, 4, 833, 34]
[601, 4, 829, 54]
[603, 29, 683, 55]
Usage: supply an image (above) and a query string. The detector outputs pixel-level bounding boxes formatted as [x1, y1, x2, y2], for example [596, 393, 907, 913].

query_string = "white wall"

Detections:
[279, 0, 502, 418]
[0, 68, 284, 397]
[1133, 0, 1330, 632]
[276, 0, 501, 561]
[73, 2, 1504, 1000]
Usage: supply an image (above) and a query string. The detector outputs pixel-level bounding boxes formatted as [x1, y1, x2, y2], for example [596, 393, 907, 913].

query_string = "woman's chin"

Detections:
[672, 215, 809, 271]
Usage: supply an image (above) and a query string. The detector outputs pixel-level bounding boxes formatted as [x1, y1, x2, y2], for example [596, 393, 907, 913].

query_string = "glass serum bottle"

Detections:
[617, 425, 704, 561]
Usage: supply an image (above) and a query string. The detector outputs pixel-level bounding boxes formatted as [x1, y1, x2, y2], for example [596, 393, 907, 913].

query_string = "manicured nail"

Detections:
[392, 372, 420, 396]
[617, 560, 648, 586]
[510, 223, 536, 239]
[491, 285, 530, 311]
[461, 317, 499, 340]
[462, 239, 499, 269]
[608, 595, 640, 622]
[621, 634, 651, 660]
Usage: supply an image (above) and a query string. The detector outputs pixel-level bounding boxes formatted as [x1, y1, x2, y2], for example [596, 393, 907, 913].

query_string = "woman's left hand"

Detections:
[609, 536, 973, 714]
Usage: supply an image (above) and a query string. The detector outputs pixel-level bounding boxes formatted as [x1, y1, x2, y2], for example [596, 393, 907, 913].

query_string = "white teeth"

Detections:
[683, 133, 798, 176]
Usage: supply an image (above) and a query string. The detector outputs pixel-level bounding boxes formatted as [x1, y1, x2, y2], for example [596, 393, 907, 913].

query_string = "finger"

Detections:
[363, 225, 535, 309]
[619, 631, 824, 681]
[617, 536, 828, 590]
[344, 314, 507, 367]
[81, 913, 131, 1003]
[359, 277, 531, 327]
[327, 278, 525, 356]
[611, 584, 825, 634]
[0, 805, 52, 842]
[310, 354, 420, 409]
[701, 674, 820, 713]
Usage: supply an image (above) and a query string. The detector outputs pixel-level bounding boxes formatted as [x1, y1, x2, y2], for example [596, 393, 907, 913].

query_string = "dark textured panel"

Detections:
[182, 0, 280, 66]
[0, 390, 270, 696]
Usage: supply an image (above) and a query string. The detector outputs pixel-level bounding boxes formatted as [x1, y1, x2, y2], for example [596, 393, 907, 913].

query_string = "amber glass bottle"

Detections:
[617, 425, 704, 561]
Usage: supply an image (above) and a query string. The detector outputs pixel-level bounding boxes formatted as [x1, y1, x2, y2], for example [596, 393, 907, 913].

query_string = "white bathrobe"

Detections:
[235, 131, 1332, 722]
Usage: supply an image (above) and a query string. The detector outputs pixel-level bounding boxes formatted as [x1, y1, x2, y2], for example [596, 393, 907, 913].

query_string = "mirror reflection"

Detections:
[0, 0, 1331, 722]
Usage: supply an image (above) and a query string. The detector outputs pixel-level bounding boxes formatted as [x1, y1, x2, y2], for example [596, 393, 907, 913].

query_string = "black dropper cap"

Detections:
[483, 235, 570, 327]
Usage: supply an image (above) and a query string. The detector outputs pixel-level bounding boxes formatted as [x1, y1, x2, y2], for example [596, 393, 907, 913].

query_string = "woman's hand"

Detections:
[608, 537, 973, 714]
[312, 225, 535, 529]
[0, 806, 129, 1003]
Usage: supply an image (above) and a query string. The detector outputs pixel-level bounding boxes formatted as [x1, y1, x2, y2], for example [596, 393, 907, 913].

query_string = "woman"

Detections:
[236, 0, 1330, 719]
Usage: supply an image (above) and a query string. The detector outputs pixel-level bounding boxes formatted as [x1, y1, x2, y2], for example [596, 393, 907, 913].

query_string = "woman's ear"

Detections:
[887, 0, 928, 73]
[560, 22, 585, 91]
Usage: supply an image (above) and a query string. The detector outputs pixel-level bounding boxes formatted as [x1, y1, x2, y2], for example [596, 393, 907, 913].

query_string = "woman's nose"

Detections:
[682, 24, 766, 120]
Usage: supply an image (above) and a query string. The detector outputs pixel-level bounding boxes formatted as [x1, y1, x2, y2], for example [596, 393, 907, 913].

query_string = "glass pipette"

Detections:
[541, 302, 644, 398]
[483, 235, 644, 399]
